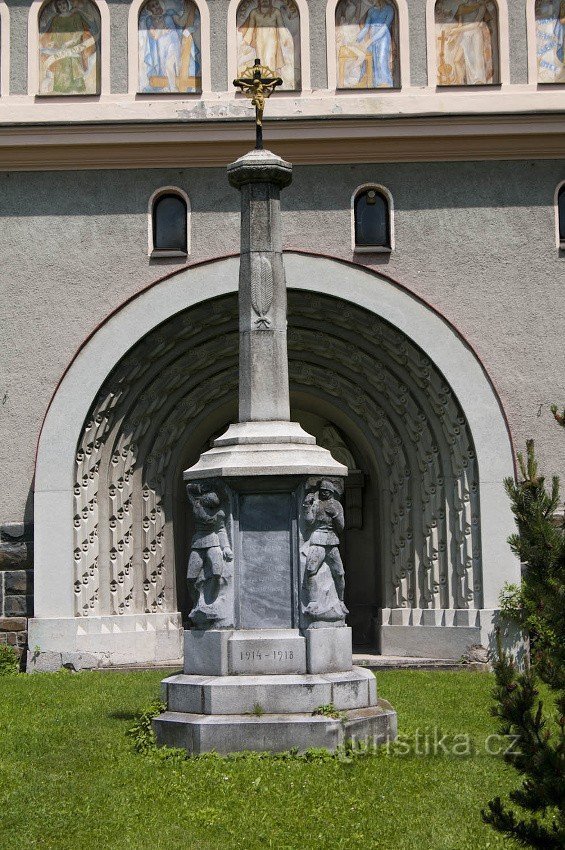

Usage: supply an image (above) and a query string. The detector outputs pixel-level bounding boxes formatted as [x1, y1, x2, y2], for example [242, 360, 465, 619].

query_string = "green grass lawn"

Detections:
[0, 669, 521, 850]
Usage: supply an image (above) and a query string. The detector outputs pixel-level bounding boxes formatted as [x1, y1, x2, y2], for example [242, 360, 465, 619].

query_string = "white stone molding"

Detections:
[526, 0, 538, 85]
[555, 179, 565, 249]
[147, 185, 191, 257]
[0, 1, 10, 97]
[325, 0, 410, 92]
[27, 0, 111, 96]
[425, 0, 511, 88]
[127, 0, 211, 95]
[226, 0, 311, 94]
[350, 183, 395, 253]
[32, 253, 519, 663]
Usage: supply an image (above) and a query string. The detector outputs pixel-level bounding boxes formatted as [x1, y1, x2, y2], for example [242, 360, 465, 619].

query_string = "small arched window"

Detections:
[151, 191, 188, 256]
[353, 186, 392, 252]
[558, 185, 565, 247]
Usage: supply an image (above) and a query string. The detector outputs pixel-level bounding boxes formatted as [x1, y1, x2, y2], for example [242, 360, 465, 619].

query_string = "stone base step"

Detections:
[153, 701, 397, 754]
[161, 666, 377, 715]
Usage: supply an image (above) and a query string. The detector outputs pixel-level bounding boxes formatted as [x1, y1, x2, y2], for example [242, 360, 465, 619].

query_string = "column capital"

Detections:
[228, 148, 292, 190]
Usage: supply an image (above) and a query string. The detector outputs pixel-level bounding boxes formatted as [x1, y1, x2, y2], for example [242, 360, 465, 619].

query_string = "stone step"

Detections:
[153, 701, 397, 754]
[162, 666, 377, 715]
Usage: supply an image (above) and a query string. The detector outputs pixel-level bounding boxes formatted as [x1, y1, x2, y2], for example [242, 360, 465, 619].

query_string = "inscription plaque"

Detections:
[238, 492, 294, 629]
[228, 630, 306, 674]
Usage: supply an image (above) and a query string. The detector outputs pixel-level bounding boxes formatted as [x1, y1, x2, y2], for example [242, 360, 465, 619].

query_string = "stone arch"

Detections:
[32, 253, 519, 665]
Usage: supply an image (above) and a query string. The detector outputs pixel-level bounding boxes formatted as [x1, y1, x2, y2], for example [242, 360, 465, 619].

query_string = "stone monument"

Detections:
[153, 64, 397, 753]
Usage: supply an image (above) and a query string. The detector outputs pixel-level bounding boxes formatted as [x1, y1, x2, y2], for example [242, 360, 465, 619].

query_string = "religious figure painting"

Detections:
[335, 0, 399, 89]
[535, 0, 565, 84]
[39, 0, 101, 95]
[236, 0, 301, 91]
[434, 1, 500, 86]
[138, 0, 201, 93]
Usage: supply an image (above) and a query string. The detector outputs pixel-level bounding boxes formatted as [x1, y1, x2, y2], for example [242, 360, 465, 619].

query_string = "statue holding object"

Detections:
[186, 481, 233, 628]
[301, 478, 349, 627]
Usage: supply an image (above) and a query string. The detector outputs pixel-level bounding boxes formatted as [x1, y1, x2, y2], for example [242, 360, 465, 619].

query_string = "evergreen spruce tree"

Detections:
[482, 408, 565, 848]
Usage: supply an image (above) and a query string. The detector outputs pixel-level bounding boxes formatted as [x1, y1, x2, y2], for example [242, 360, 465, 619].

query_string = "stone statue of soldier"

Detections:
[186, 481, 233, 627]
[302, 478, 348, 623]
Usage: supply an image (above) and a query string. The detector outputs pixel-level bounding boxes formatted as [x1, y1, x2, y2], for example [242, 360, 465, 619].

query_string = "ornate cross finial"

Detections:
[233, 58, 282, 150]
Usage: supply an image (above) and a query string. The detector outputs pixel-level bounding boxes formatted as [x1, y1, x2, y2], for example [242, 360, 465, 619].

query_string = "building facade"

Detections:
[0, 0, 563, 668]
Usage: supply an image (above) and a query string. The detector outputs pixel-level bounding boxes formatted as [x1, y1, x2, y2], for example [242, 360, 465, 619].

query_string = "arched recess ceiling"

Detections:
[73, 290, 481, 622]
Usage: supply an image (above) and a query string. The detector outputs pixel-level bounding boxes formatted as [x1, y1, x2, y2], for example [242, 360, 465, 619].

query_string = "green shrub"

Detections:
[0, 644, 20, 675]
[482, 412, 565, 848]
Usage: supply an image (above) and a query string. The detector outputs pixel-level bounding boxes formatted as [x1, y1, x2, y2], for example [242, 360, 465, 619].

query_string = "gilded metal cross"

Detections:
[233, 58, 282, 149]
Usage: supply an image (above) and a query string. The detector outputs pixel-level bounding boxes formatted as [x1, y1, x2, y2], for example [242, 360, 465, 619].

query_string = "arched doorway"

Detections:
[31, 254, 519, 667]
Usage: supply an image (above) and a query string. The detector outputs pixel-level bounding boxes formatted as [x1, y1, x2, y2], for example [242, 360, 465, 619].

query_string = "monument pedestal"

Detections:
[154, 703, 397, 756]
[153, 624, 397, 753]
[183, 627, 353, 676]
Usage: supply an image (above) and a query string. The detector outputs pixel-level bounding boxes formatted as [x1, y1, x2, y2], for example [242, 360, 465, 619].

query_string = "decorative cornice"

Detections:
[1, 111, 564, 170]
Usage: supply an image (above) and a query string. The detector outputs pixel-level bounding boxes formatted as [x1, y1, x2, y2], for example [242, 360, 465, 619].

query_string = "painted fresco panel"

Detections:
[236, 0, 300, 91]
[535, 1, 565, 83]
[435, 1, 499, 86]
[39, 0, 101, 95]
[139, 0, 201, 93]
[335, 0, 399, 89]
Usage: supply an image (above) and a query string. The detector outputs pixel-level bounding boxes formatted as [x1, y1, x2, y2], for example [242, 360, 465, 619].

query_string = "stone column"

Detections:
[227, 150, 292, 423]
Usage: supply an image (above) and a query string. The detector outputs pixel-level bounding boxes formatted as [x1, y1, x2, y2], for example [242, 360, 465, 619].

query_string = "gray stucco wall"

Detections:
[7, 0, 28, 96]
[1, 158, 564, 524]
[4, 0, 531, 94]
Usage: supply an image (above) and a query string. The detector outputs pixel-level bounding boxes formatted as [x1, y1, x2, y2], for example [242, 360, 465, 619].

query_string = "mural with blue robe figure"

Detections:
[335, 0, 399, 89]
[535, 0, 565, 83]
[138, 0, 201, 93]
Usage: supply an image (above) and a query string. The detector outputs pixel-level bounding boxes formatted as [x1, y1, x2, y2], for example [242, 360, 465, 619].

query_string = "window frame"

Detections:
[556, 181, 565, 250]
[351, 184, 394, 254]
[0, 1, 10, 97]
[148, 186, 191, 258]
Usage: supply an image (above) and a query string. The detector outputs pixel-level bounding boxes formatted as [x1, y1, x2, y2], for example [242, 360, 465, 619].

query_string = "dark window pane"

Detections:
[354, 190, 390, 248]
[559, 187, 565, 243]
[153, 194, 187, 252]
